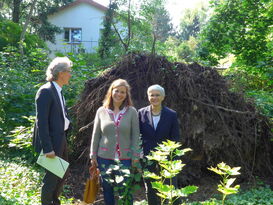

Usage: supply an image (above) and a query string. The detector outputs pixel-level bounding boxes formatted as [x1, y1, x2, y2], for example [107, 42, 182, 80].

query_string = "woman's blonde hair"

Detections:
[103, 79, 133, 110]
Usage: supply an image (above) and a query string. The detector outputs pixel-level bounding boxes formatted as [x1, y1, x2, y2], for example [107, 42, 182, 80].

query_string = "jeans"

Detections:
[97, 157, 133, 205]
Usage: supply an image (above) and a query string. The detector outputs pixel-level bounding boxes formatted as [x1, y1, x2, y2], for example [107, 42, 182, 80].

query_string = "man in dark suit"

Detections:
[33, 56, 72, 205]
[138, 84, 180, 205]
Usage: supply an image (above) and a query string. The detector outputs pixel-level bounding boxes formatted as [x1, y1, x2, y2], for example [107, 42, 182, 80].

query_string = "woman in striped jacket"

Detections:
[90, 79, 140, 205]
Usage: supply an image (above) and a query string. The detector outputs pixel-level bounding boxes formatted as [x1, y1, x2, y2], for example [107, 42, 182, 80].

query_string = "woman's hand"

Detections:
[91, 158, 98, 167]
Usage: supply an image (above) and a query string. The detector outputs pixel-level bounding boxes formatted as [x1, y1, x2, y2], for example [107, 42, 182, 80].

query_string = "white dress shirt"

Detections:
[52, 81, 70, 131]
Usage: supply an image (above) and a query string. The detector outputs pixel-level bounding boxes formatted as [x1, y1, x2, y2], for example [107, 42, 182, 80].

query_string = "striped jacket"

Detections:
[90, 106, 140, 160]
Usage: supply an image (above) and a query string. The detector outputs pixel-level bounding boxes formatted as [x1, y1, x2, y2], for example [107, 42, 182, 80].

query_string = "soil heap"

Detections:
[73, 53, 273, 185]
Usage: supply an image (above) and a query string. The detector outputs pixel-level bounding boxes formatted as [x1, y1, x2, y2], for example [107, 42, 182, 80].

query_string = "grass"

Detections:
[0, 147, 77, 205]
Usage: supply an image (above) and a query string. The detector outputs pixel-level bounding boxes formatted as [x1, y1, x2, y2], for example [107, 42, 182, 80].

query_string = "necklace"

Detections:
[152, 110, 161, 116]
[151, 105, 162, 116]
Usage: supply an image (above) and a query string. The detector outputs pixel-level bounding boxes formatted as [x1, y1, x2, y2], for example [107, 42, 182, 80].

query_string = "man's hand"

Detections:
[45, 151, 56, 158]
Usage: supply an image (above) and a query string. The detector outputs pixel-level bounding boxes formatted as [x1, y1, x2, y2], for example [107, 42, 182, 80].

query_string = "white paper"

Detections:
[37, 151, 69, 178]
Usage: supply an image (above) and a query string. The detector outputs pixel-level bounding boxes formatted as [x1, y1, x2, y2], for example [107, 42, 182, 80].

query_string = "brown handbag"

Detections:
[83, 165, 100, 204]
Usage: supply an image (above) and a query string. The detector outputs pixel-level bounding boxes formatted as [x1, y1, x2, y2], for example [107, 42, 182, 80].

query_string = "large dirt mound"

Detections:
[73, 53, 273, 184]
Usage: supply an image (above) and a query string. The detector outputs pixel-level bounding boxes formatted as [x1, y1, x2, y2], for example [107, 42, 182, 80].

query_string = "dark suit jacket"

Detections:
[138, 105, 180, 156]
[32, 82, 67, 155]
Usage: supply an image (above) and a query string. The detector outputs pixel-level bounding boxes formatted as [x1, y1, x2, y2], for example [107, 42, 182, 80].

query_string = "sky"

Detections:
[93, 0, 208, 28]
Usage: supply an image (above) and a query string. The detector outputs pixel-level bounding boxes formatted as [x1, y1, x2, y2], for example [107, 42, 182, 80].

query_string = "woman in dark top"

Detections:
[138, 84, 180, 205]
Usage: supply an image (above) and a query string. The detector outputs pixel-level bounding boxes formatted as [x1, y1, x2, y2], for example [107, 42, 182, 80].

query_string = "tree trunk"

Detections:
[12, 0, 21, 23]
[19, 0, 38, 55]
[151, 31, 157, 55]
[126, 0, 131, 50]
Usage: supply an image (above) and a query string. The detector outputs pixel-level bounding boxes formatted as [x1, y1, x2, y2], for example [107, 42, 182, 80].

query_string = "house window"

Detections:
[64, 28, 82, 43]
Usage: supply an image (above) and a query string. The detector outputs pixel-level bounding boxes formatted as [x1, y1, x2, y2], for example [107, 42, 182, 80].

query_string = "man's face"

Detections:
[59, 69, 72, 85]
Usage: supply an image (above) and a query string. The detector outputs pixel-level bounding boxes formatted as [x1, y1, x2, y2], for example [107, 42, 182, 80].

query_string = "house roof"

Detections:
[57, 0, 108, 12]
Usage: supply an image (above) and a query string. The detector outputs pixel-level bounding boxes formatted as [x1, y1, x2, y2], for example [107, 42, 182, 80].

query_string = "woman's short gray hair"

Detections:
[147, 84, 165, 96]
[46, 57, 72, 81]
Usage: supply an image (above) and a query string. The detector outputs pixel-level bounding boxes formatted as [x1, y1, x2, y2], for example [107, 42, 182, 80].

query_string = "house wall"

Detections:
[47, 2, 105, 55]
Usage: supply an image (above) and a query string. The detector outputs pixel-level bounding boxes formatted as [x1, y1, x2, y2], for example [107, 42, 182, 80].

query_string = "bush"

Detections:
[0, 19, 45, 52]
[0, 46, 48, 134]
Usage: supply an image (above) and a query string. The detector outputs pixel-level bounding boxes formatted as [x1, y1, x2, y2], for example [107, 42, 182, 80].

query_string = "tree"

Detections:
[19, 0, 38, 55]
[164, 36, 198, 63]
[140, 0, 173, 54]
[197, 0, 272, 115]
[198, 0, 273, 68]
[109, 0, 133, 52]
[151, 6, 174, 42]
[178, 6, 207, 41]
[162, 4, 208, 63]
[98, 0, 173, 59]
[1, 0, 72, 43]
[12, 0, 21, 23]
[98, 2, 118, 59]
[0, 19, 45, 51]
[31, 0, 73, 43]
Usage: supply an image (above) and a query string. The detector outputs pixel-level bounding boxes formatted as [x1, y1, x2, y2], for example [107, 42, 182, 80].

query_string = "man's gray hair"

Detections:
[46, 57, 72, 81]
[147, 84, 165, 96]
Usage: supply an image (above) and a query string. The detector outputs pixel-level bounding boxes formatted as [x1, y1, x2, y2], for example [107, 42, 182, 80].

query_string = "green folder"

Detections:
[37, 151, 69, 178]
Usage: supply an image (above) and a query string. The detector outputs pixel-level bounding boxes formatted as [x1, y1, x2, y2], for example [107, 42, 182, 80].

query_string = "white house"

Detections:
[46, 0, 107, 55]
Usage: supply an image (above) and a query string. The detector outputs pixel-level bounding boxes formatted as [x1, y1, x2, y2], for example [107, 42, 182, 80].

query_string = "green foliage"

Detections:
[196, 0, 272, 121]
[224, 185, 273, 205]
[7, 116, 34, 148]
[98, 2, 119, 61]
[144, 140, 198, 204]
[140, 0, 174, 42]
[223, 66, 272, 120]
[208, 162, 241, 205]
[0, 46, 48, 134]
[162, 4, 209, 64]
[246, 90, 273, 121]
[98, 0, 173, 62]
[0, 159, 42, 204]
[0, 19, 45, 51]
[198, 0, 273, 65]
[2, 116, 36, 161]
[164, 36, 199, 63]
[35, 19, 62, 43]
[178, 6, 208, 41]
[1, 0, 72, 43]
[55, 52, 98, 106]
[100, 159, 142, 205]
[189, 186, 273, 205]
[197, 0, 273, 90]
[0, 149, 77, 205]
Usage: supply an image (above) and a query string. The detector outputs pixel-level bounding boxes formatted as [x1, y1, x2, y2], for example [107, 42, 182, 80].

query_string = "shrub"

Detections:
[0, 19, 45, 52]
[0, 46, 48, 134]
